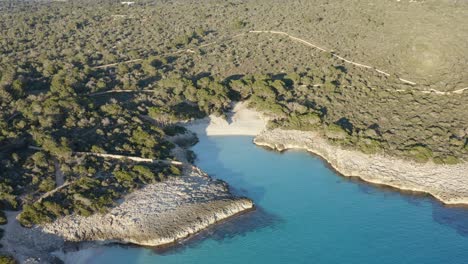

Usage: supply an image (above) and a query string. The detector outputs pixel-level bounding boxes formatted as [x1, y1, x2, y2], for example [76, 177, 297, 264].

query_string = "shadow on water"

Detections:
[264, 145, 468, 239]
[149, 134, 282, 255]
[331, 159, 468, 237]
[432, 202, 468, 236]
[89, 206, 281, 258]
[73, 131, 468, 261]
[152, 206, 281, 255]
[76, 134, 282, 259]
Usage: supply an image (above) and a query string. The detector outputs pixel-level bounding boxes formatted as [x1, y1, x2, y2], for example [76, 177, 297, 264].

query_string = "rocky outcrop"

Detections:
[42, 167, 253, 247]
[254, 129, 468, 205]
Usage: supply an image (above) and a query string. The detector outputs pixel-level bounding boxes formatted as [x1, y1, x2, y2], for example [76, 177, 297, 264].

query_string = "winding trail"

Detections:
[95, 59, 143, 69]
[92, 30, 466, 96]
[28, 146, 184, 166]
[247, 30, 468, 93]
[29, 146, 185, 204]
[248, 30, 419, 85]
[87, 89, 155, 96]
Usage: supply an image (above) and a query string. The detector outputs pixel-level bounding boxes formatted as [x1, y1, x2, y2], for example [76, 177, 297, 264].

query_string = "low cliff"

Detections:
[254, 129, 468, 205]
[42, 166, 253, 247]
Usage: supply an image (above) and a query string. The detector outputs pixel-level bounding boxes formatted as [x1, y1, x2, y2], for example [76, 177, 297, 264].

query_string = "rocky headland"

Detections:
[1, 164, 253, 263]
[0, 130, 254, 263]
[42, 165, 253, 247]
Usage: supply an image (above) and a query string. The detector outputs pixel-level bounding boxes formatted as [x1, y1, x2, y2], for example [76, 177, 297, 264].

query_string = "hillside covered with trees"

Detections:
[1, 0, 467, 260]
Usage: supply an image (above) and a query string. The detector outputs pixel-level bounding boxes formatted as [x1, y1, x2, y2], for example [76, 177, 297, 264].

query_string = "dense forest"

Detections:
[0, 0, 467, 260]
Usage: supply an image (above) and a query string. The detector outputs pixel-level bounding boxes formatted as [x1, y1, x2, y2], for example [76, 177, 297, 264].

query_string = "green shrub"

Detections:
[442, 155, 460, 165]
[169, 165, 181, 176]
[406, 146, 433, 163]
[0, 211, 6, 225]
[0, 255, 16, 264]
[163, 125, 187, 136]
[283, 113, 321, 130]
[114, 170, 138, 188]
[233, 19, 246, 29]
[324, 124, 348, 140]
[357, 138, 382, 154]
[18, 204, 51, 227]
[132, 165, 156, 183]
[38, 177, 56, 192]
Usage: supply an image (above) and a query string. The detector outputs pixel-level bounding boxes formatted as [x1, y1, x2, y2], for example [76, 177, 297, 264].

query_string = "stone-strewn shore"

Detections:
[254, 129, 468, 205]
[0, 165, 253, 263]
[42, 166, 253, 247]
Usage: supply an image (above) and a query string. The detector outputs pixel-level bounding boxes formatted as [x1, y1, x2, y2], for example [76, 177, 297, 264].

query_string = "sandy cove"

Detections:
[4, 102, 467, 262]
[189, 102, 468, 205]
[186, 102, 268, 136]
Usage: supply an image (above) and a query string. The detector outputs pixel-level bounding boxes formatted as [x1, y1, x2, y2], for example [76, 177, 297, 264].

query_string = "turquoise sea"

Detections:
[67, 136, 468, 263]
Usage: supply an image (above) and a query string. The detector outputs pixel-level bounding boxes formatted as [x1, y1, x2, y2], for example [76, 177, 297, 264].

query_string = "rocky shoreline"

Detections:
[0, 129, 254, 263]
[187, 102, 468, 205]
[0, 104, 262, 263]
[3, 102, 467, 262]
[0, 164, 253, 263]
[42, 166, 253, 247]
[254, 129, 468, 205]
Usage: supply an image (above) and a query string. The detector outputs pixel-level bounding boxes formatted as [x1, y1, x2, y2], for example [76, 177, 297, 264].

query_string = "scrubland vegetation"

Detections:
[0, 0, 467, 257]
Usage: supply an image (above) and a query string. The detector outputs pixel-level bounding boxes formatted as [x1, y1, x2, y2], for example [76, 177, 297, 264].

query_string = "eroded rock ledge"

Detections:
[42, 166, 253, 247]
[254, 129, 468, 205]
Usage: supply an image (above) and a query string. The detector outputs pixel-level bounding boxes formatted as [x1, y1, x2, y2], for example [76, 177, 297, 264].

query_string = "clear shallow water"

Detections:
[68, 136, 468, 264]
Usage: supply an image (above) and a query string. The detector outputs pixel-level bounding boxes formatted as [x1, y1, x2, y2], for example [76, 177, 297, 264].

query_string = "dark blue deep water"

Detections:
[66, 136, 468, 263]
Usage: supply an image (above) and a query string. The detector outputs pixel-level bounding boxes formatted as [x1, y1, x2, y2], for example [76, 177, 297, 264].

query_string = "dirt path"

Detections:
[87, 89, 155, 96]
[248, 30, 418, 85]
[94, 59, 143, 69]
[247, 30, 468, 93]
[30, 147, 185, 204]
[90, 30, 465, 96]
[74, 151, 184, 165]
[28, 146, 184, 166]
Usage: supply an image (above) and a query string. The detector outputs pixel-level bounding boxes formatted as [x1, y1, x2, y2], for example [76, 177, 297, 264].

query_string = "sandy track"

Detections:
[91, 30, 466, 96]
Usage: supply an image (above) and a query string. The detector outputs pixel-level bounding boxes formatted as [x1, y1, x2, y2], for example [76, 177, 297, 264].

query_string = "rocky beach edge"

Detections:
[254, 129, 468, 205]
[187, 101, 468, 205]
[0, 130, 254, 263]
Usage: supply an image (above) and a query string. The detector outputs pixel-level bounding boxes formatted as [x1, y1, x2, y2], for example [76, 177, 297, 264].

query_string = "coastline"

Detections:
[254, 129, 468, 205]
[42, 165, 253, 247]
[1, 164, 253, 262]
[4, 101, 467, 261]
[1, 131, 254, 262]
[187, 102, 468, 206]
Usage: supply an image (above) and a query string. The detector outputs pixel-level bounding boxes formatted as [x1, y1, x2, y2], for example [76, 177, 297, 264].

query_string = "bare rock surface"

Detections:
[42, 167, 253, 247]
[255, 129, 468, 205]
